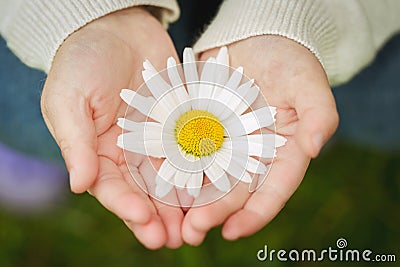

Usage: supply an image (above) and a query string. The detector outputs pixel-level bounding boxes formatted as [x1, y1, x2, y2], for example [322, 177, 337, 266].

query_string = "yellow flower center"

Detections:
[175, 110, 224, 157]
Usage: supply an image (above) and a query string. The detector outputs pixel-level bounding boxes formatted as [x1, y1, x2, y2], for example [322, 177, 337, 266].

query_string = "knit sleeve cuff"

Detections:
[193, 0, 338, 83]
[1, 0, 179, 73]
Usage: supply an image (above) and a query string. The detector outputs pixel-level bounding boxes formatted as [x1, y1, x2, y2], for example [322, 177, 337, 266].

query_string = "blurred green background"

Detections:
[1, 141, 399, 267]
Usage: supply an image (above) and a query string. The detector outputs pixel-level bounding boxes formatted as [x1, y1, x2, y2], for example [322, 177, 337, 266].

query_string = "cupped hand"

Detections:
[41, 7, 184, 249]
[182, 35, 339, 244]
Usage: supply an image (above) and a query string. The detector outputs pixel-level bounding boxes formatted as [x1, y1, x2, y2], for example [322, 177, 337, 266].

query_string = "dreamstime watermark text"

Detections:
[257, 238, 396, 263]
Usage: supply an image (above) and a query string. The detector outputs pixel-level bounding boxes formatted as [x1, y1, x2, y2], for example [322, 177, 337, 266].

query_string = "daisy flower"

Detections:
[117, 47, 286, 199]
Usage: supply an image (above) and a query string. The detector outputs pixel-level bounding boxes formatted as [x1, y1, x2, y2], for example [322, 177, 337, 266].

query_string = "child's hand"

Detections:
[182, 35, 339, 244]
[41, 7, 183, 249]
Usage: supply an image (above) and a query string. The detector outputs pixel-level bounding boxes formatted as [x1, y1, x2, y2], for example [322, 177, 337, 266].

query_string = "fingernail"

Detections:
[312, 133, 324, 155]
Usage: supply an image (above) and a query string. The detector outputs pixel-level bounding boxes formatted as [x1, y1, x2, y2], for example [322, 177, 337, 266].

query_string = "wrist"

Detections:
[84, 6, 155, 31]
[3, 1, 179, 73]
[194, 0, 336, 82]
[53, 6, 166, 69]
[201, 35, 327, 84]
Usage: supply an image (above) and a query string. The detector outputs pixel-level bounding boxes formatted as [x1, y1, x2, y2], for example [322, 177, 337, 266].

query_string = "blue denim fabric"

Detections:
[0, 37, 62, 161]
[333, 34, 400, 151]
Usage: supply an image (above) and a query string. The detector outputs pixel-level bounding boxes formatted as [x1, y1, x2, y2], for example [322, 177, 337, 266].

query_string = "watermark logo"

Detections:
[336, 238, 347, 249]
[257, 238, 396, 263]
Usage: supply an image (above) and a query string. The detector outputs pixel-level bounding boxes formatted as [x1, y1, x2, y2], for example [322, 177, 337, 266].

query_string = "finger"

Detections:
[89, 156, 153, 224]
[182, 181, 250, 245]
[41, 89, 98, 193]
[222, 140, 309, 240]
[294, 84, 339, 158]
[138, 158, 184, 249]
[125, 215, 167, 250]
[154, 203, 184, 249]
[181, 220, 206, 246]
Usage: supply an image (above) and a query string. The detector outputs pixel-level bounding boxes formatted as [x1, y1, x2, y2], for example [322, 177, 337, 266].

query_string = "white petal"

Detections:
[225, 107, 276, 136]
[186, 172, 203, 198]
[162, 138, 204, 173]
[246, 134, 287, 148]
[234, 85, 260, 115]
[245, 156, 267, 174]
[155, 178, 174, 198]
[198, 57, 217, 110]
[213, 88, 241, 120]
[117, 118, 161, 132]
[224, 66, 243, 91]
[203, 161, 230, 192]
[237, 78, 254, 94]
[215, 142, 255, 183]
[143, 59, 156, 71]
[142, 65, 171, 100]
[120, 89, 166, 122]
[162, 139, 179, 157]
[117, 118, 138, 132]
[120, 89, 154, 113]
[270, 106, 277, 118]
[142, 60, 181, 116]
[167, 57, 190, 103]
[119, 139, 164, 157]
[222, 114, 245, 137]
[211, 88, 231, 112]
[117, 133, 164, 158]
[164, 144, 190, 169]
[241, 107, 276, 132]
[274, 135, 287, 147]
[209, 67, 243, 119]
[216, 46, 229, 66]
[156, 160, 176, 184]
[212, 67, 244, 119]
[174, 169, 191, 188]
[155, 160, 176, 198]
[220, 79, 254, 119]
[167, 57, 182, 87]
[214, 46, 229, 86]
[183, 48, 199, 101]
[148, 97, 173, 123]
[161, 106, 184, 133]
[205, 99, 224, 121]
[228, 134, 285, 158]
[120, 130, 161, 141]
[215, 149, 247, 181]
[240, 171, 253, 183]
[219, 140, 266, 174]
[209, 54, 230, 113]
[183, 47, 196, 65]
[182, 153, 204, 173]
[143, 74, 179, 115]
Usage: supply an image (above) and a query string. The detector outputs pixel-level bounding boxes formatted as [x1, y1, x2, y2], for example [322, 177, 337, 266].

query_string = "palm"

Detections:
[41, 7, 184, 249]
[182, 36, 338, 244]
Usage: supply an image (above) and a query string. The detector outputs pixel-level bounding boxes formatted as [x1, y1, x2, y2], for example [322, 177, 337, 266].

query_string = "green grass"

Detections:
[0, 141, 399, 267]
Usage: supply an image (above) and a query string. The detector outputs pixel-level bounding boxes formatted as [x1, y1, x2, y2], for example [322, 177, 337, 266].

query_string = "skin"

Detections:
[182, 36, 339, 245]
[41, 7, 185, 249]
[41, 7, 339, 248]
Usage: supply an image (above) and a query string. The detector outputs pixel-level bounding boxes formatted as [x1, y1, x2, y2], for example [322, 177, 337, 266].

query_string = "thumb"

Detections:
[41, 89, 98, 193]
[294, 84, 339, 158]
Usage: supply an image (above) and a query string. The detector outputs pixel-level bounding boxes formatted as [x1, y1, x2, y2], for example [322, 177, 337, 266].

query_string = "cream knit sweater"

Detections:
[0, 0, 399, 85]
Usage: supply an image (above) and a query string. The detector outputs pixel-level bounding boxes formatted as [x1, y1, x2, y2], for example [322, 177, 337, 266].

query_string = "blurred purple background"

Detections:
[0, 143, 67, 212]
